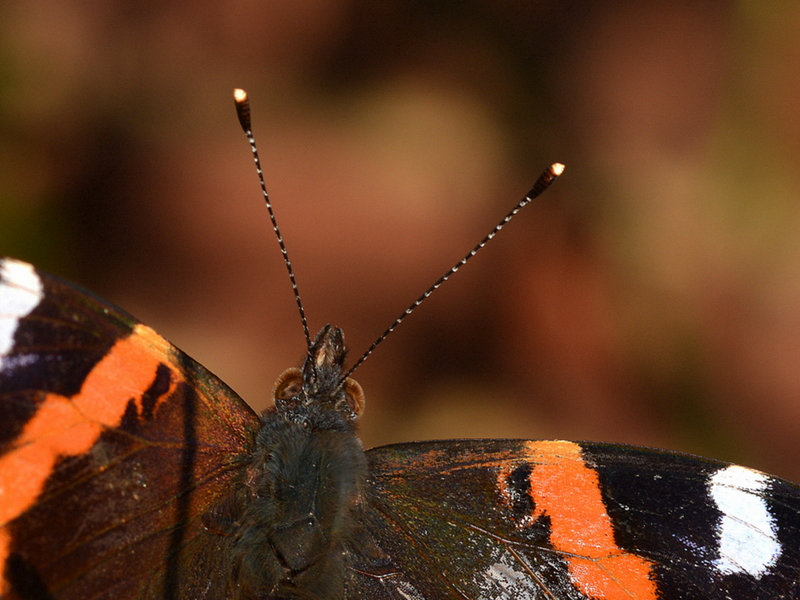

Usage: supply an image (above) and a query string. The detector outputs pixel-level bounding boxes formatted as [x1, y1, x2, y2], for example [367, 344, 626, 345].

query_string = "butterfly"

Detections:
[0, 90, 798, 599]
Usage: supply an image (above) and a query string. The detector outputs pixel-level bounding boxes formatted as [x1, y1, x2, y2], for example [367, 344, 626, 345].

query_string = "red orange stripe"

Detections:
[0, 324, 177, 592]
[504, 441, 657, 600]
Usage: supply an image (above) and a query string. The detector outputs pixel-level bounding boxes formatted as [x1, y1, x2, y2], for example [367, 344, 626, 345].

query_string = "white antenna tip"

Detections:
[233, 88, 248, 103]
[551, 162, 565, 176]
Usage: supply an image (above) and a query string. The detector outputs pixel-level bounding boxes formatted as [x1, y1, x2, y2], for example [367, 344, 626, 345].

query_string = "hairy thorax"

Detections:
[230, 414, 368, 600]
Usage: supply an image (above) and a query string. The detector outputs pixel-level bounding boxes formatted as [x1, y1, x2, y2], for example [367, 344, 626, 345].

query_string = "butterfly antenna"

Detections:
[339, 162, 565, 385]
[234, 88, 311, 349]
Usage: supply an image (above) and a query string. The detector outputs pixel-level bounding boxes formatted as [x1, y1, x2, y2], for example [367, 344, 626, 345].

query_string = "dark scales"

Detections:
[226, 326, 370, 600]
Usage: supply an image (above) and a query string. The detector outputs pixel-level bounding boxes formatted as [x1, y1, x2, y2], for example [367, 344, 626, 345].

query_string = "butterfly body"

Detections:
[225, 418, 362, 599]
[1, 257, 799, 600]
[227, 327, 369, 600]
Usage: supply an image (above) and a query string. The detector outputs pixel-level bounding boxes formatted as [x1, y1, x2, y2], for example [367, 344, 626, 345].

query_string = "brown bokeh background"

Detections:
[2, 3, 799, 480]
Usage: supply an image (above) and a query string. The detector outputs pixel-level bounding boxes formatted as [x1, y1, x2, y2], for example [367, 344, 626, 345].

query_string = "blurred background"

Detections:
[1, 2, 799, 480]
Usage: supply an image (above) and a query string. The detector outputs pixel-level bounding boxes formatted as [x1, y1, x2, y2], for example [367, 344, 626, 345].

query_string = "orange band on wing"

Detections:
[522, 441, 657, 600]
[0, 324, 178, 589]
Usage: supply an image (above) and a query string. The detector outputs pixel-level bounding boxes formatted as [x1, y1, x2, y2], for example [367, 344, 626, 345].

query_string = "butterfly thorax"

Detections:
[229, 326, 369, 599]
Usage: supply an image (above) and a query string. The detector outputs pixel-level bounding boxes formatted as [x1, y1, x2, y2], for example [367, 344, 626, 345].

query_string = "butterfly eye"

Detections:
[343, 377, 365, 419]
[272, 367, 303, 403]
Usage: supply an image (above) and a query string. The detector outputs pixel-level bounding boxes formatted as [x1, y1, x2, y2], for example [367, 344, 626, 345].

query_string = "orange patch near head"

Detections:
[509, 441, 657, 600]
[0, 324, 178, 590]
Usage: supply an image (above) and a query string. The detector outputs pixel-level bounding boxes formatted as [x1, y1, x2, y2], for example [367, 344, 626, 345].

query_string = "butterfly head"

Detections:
[271, 325, 365, 429]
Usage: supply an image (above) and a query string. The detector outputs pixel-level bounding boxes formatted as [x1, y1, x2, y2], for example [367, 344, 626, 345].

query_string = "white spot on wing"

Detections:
[395, 587, 416, 600]
[0, 259, 44, 370]
[485, 561, 528, 593]
[474, 549, 537, 600]
[709, 464, 781, 577]
[393, 579, 425, 600]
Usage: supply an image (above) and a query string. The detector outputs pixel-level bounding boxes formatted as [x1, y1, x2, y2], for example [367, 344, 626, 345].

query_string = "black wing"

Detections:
[350, 439, 800, 599]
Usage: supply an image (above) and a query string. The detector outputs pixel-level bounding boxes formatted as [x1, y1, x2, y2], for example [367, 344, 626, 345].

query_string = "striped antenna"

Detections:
[339, 162, 565, 384]
[233, 88, 311, 349]
[233, 88, 563, 385]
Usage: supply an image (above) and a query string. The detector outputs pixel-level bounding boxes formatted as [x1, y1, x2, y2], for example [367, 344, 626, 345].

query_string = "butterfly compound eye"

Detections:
[272, 367, 303, 403]
[344, 378, 365, 418]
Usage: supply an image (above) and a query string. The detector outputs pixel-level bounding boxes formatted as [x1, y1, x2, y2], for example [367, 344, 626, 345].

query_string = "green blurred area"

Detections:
[1, 2, 798, 480]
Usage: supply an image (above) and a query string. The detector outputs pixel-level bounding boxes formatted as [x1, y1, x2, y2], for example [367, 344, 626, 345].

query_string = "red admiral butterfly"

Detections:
[0, 90, 798, 599]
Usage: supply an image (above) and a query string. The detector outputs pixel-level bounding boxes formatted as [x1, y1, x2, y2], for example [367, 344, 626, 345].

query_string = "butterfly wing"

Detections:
[353, 439, 800, 599]
[0, 258, 261, 599]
